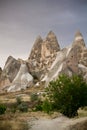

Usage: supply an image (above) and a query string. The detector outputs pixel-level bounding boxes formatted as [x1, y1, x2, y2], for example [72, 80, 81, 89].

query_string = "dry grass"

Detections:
[0, 120, 29, 130]
[0, 86, 87, 130]
[78, 108, 87, 118]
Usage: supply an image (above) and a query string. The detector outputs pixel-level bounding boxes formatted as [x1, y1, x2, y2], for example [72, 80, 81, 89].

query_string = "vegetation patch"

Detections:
[39, 74, 87, 118]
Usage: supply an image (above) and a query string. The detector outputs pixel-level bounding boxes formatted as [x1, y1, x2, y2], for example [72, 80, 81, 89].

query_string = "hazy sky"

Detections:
[0, 0, 87, 68]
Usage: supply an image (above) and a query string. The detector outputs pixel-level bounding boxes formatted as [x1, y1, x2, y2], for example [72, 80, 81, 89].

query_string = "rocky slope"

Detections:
[0, 30, 87, 92]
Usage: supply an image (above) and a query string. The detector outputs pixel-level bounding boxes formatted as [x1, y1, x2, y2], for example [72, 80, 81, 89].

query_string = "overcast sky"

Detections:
[0, 0, 87, 68]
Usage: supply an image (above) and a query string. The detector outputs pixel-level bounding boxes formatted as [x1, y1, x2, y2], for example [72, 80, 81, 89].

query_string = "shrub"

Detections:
[0, 104, 7, 115]
[18, 102, 28, 112]
[30, 93, 38, 102]
[46, 74, 87, 117]
[42, 99, 52, 114]
[16, 96, 22, 105]
[35, 103, 42, 111]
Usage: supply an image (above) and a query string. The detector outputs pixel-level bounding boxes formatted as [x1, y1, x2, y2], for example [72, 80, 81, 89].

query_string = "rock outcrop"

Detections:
[43, 31, 87, 86]
[28, 31, 60, 80]
[0, 56, 21, 91]
[7, 64, 33, 92]
[2, 56, 21, 82]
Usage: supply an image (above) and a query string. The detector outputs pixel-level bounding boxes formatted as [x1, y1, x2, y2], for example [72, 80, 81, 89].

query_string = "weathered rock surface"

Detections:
[28, 31, 60, 80]
[7, 64, 33, 92]
[2, 56, 21, 82]
[0, 56, 21, 91]
[43, 31, 87, 86]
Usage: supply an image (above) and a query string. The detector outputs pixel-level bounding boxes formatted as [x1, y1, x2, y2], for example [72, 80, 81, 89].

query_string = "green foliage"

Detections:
[30, 93, 38, 102]
[18, 102, 28, 112]
[16, 96, 22, 105]
[42, 99, 52, 114]
[11, 107, 16, 113]
[0, 104, 7, 115]
[46, 74, 87, 117]
[34, 101, 42, 111]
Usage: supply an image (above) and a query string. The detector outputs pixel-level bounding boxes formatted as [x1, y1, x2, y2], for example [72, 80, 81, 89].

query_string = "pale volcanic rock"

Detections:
[1, 30, 87, 92]
[28, 31, 60, 80]
[44, 46, 79, 86]
[0, 56, 21, 90]
[2, 56, 21, 82]
[44, 31, 86, 85]
[7, 64, 33, 92]
[73, 31, 85, 47]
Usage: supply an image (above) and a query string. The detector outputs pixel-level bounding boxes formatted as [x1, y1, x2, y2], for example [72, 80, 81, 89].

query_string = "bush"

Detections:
[16, 96, 22, 105]
[46, 74, 87, 117]
[18, 102, 28, 112]
[30, 93, 38, 102]
[42, 99, 52, 114]
[0, 104, 7, 115]
[35, 103, 42, 111]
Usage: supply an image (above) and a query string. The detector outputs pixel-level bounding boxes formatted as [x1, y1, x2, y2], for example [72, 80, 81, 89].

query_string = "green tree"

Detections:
[46, 74, 87, 117]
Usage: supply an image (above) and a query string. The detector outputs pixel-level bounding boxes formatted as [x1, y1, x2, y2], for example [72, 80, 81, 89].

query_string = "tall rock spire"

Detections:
[73, 30, 85, 47]
[46, 31, 60, 51]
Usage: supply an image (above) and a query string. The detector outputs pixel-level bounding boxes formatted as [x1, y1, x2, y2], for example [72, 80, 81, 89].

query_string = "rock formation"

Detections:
[0, 56, 21, 91]
[0, 30, 87, 92]
[28, 31, 60, 80]
[2, 56, 21, 82]
[42, 31, 87, 86]
[6, 64, 33, 92]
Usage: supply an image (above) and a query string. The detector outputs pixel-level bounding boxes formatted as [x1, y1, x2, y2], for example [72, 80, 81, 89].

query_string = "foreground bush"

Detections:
[18, 102, 28, 112]
[46, 74, 87, 117]
[0, 104, 7, 115]
[41, 99, 52, 114]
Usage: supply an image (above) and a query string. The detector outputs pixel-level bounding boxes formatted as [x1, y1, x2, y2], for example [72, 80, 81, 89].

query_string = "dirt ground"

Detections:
[29, 116, 87, 130]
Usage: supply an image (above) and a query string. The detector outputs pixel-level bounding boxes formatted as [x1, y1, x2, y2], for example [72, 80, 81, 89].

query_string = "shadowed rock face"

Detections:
[7, 64, 33, 92]
[28, 31, 60, 80]
[0, 67, 2, 77]
[0, 56, 21, 90]
[2, 56, 21, 82]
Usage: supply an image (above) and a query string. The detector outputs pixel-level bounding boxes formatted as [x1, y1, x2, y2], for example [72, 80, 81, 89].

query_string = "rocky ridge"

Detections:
[0, 30, 87, 92]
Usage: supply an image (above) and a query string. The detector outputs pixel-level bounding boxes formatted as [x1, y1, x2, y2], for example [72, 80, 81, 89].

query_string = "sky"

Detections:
[0, 0, 87, 68]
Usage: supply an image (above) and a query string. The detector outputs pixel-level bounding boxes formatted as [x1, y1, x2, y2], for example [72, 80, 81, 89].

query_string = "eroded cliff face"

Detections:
[28, 31, 60, 79]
